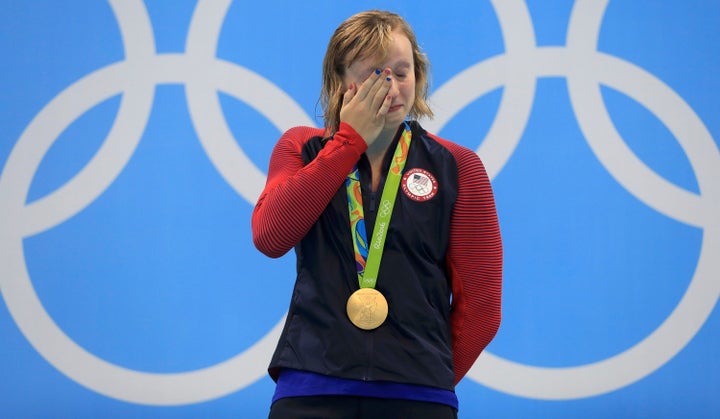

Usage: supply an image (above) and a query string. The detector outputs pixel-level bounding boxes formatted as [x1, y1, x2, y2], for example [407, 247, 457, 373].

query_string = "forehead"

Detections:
[345, 31, 413, 76]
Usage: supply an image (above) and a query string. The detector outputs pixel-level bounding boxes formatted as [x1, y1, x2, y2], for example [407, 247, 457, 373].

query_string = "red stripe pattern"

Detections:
[252, 123, 367, 258]
[253, 125, 503, 386]
[430, 134, 503, 385]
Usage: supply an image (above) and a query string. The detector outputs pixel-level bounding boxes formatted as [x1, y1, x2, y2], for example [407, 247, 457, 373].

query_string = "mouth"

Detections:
[388, 104, 404, 113]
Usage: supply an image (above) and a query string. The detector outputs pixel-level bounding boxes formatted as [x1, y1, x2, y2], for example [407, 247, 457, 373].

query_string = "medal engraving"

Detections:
[346, 288, 388, 330]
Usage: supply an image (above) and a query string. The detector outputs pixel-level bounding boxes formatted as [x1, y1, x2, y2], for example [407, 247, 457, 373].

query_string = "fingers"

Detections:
[356, 68, 390, 105]
[338, 68, 393, 146]
[354, 68, 381, 101]
[369, 74, 392, 115]
[375, 93, 392, 118]
[341, 69, 391, 119]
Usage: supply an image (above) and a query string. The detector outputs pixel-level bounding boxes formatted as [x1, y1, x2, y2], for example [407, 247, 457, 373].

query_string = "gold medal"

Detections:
[346, 288, 388, 330]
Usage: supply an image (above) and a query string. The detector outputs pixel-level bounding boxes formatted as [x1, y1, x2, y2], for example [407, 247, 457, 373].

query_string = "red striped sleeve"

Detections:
[434, 137, 503, 385]
[252, 123, 367, 258]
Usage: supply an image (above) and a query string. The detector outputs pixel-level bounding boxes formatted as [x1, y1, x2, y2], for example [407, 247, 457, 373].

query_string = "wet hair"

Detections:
[320, 10, 433, 134]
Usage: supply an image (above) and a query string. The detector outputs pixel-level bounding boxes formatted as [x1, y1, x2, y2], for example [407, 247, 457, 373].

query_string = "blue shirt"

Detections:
[272, 369, 459, 409]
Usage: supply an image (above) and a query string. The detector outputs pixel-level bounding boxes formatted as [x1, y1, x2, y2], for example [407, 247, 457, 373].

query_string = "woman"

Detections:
[252, 10, 502, 418]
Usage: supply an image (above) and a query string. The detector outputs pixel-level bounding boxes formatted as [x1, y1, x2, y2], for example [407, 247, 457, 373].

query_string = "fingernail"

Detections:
[375, 68, 381, 75]
[386, 77, 391, 81]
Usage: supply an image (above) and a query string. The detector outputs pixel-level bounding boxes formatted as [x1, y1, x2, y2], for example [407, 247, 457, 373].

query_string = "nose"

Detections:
[385, 70, 400, 98]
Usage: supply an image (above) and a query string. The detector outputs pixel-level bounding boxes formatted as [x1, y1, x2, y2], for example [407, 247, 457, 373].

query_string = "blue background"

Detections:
[1, 1, 718, 417]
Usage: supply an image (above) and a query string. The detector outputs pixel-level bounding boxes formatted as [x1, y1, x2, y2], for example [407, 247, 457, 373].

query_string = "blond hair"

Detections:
[320, 10, 433, 134]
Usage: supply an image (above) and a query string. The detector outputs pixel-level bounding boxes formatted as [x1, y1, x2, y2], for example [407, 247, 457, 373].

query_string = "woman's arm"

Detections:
[252, 123, 367, 258]
[443, 143, 503, 385]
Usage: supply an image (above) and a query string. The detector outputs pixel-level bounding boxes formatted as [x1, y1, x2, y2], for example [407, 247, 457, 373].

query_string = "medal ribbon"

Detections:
[346, 122, 412, 289]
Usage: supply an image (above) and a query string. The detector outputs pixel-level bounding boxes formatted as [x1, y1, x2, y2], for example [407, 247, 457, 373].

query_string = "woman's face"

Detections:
[343, 29, 416, 129]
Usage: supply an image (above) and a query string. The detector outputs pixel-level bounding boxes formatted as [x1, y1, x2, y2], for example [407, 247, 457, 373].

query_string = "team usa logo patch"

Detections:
[401, 168, 438, 202]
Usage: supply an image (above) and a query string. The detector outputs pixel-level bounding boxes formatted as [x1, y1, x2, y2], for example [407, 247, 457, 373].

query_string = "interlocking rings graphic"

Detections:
[423, 0, 720, 400]
[0, 0, 311, 406]
[0, 0, 718, 406]
[378, 200, 393, 218]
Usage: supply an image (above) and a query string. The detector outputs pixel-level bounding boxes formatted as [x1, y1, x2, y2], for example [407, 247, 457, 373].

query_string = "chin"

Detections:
[387, 111, 408, 125]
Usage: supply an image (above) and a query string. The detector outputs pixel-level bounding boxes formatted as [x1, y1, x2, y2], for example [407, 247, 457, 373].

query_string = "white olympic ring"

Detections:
[0, 0, 311, 406]
[424, 0, 720, 400]
[0, 0, 718, 406]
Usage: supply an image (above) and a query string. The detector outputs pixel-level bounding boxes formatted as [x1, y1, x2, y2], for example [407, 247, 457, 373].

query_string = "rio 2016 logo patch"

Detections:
[401, 168, 438, 202]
